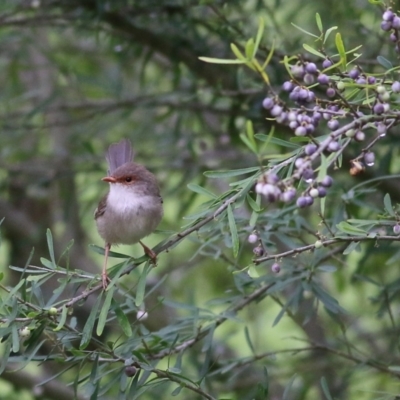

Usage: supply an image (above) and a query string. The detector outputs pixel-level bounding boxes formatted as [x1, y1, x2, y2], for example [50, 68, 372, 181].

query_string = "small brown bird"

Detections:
[95, 139, 163, 288]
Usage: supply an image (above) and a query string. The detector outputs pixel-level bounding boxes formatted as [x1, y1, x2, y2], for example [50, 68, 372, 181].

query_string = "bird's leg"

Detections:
[102, 242, 111, 289]
[139, 241, 157, 264]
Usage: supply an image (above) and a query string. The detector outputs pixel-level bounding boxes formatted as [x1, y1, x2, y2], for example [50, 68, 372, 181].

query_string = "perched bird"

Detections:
[95, 139, 163, 288]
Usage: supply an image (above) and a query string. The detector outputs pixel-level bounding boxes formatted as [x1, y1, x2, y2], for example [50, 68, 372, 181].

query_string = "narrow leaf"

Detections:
[253, 17, 265, 57]
[227, 204, 239, 258]
[291, 23, 319, 38]
[324, 26, 338, 43]
[303, 44, 325, 58]
[53, 306, 68, 331]
[321, 377, 333, 400]
[335, 32, 347, 69]
[80, 292, 103, 349]
[135, 262, 151, 307]
[377, 55, 393, 70]
[230, 43, 247, 61]
[204, 166, 259, 178]
[114, 300, 133, 337]
[46, 229, 56, 268]
[187, 183, 217, 199]
[198, 56, 245, 64]
[384, 193, 395, 216]
[96, 285, 115, 336]
[315, 13, 323, 33]
[245, 38, 255, 60]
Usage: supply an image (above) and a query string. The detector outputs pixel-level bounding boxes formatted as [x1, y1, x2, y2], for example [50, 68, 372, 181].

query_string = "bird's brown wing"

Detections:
[94, 193, 108, 219]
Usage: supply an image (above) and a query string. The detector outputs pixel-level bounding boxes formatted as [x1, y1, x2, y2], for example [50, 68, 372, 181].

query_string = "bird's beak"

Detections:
[102, 176, 117, 183]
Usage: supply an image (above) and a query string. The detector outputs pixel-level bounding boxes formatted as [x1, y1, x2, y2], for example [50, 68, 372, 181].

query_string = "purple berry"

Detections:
[326, 87, 336, 98]
[392, 81, 400, 93]
[295, 126, 307, 136]
[305, 143, 317, 156]
[327, 119, 340, 130]
[304, 73, 315, 85]
[248, 233, 258, 243]
[348, 68, 360, 79]
[318, 74, 329, 85]
[383, 9, 395, 22]
[266, 172, 279, 184]
[356, 77, 367, 85]
[270, 104, 283, 117]
[364, 152, 375, 166]
[367, 76, 376, 84]
[320, 175, 333, 187]
[271, 262, 281, 273]
[393, 16, 400, 29]
[282, 81, 294, 92]
[327, 141, 341, 152]
[317, 186, 327, 197]
[253, 245, 264, 257]
[355, 131, 365, 142]
[373, 103, 385, 115]
[262, 97, 274, 110]
[280, 188, 296, 203]
[394, 224, 400, 235]
[291, 64, 305, 79]
[322, 59, 332, 69]
[377, 123, 387, 137]
[381, 21, 392, 31]
[302, 168, 314, 182]
[289, 121, 299, 129]
[295, 157, 305, 168]
[305, 62, 318, 74]
[125, 366, 137, 377]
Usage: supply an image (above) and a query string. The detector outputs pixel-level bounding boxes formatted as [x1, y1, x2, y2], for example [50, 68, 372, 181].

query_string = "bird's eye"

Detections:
[125, 177, 132, 182]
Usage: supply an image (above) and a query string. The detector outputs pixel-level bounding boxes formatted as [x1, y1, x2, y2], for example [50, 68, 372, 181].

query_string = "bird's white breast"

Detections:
[96, 183, 163, 245]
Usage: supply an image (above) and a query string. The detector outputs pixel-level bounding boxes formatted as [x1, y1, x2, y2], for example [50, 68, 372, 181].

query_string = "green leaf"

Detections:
[53, 306, 68, 331]
[227, 204, 239, 258]
[187, 183, 217, 199]
[315, 13, 323, 33]
[244, 326, 255, 354]
[384, 193, 395, 216]
[245, 38, 255, 60]
[249, 194, 262, 228]
[89, 244, 131, 258]
[335, 32, 347, 69]
[96, 285, 115, 336]
[204, 166, 259, 178]
[291, 23, 319, 38]
[336, 221, 366, 235]
[230, 43, 247, 61]
[198, 56, 245, 64]
[80, 292, 103, 349]
[283, 374, 297, 400]
[323, 26, 338, 44]
[321, 377, 333, 400]
[377, 55, 393, 70]
[135, 262, 151, 307]
[253, 17, 265, 58]
[343, 241, 361, 255]
[303, 43, 325, 58]
[46, 229, 56, 268]
[114, 300, 132, 337]
[239, 133, 257, 154]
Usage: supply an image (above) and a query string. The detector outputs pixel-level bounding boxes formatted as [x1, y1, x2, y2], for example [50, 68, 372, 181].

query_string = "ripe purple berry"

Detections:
[327, 119, 340, 130]
[381, 21, 392, 31]
[253, 245, 265, 257]
[262, 97, 274, 110]
[296, 196, 313, 208]
[393, 224, 400, 235]
[317, 186, 327, 197]
[348, 68, 360, 79]
[295, 126, 307, 136]
[383, 9, 395, 22]
[291, 64, 305, 79]
[355, 131, 365, 142]
[305, 62, 318, 74]
[271, 262, 281, 273]
[125, 366, 137, 377]
[317, 74, 329, 85]
[320, 175, 333, 187]
[305, 143, 317, 156]
[393, 16, 400, 29]
[270, 104, 283, 117]
[392, 81, 400, 93]
[373, 103, 385, 115]
[302, 168, 314, 182]
[282, 81, 295, 92]
[322, 59, 332, 69]
[280, 188, 296, 203]
[364, 152, 375, 166]
[326, 87, 336, 98]
[327, 141, 341, 152]
[303, 73, 315, 85]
